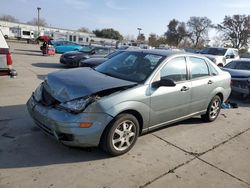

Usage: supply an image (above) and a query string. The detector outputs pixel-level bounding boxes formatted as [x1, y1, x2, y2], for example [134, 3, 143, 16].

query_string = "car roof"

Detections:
[124, 49, 185, 56]
[203, 47, 238, 51]
[231, 59, 250, 62]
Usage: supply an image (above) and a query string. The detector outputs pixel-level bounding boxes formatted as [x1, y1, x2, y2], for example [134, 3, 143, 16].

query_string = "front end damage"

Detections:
[27, 78, 136, 147]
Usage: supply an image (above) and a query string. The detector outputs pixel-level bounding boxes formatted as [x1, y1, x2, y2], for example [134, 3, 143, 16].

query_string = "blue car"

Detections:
[52, 40, 82, 53]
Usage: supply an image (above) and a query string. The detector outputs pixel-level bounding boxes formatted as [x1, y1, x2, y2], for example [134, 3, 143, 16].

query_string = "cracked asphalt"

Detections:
[0, 42, 250, 188]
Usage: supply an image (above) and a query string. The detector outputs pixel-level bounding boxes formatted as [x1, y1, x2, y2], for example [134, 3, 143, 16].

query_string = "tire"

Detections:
[101, 113, 139, 156]
[201, 95, 222, 122]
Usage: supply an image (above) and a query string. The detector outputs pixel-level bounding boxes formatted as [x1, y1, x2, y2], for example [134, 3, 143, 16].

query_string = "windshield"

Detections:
[105, 50, 124, 58]
[95, 51, 166, 83]
[200, 48, 227, 56]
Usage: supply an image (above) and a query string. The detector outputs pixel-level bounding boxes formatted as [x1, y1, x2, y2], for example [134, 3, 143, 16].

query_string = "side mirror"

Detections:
[152, 77, 176, 88]
[226, 54, 235, 59]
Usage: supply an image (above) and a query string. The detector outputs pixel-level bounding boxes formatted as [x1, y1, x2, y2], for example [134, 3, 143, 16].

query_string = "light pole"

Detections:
[137, 28, 142, 45]
[37, 7, 41, 36]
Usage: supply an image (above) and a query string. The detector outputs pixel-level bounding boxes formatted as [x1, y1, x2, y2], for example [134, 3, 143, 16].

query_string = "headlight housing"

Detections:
[58, 97, 95, 113]
[33, 84, 43, 102]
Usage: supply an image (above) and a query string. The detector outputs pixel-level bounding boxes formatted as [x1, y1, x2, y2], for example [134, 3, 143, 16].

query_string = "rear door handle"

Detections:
[181, 86, 189, 92]
[208, 80, 213, 85]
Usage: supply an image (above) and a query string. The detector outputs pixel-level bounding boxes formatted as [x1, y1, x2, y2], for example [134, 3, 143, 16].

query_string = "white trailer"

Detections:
[16, 28, 34, 41]
[0, 27, 10, 39]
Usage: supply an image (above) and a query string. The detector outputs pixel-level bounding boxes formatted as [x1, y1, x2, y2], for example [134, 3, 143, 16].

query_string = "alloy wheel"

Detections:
[209, 98, 220, 119]
[112, 120, 136, 151]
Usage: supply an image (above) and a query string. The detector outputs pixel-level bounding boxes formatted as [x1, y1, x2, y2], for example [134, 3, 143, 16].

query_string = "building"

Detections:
[0, 20, 117, 45]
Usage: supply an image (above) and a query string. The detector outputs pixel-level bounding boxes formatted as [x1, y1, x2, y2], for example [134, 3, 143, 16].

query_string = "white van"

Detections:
[0, 30, 17, 77]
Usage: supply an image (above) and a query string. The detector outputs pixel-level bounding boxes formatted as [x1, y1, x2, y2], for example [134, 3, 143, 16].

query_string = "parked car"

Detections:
[27, 50, 231, 156]
[184, 48, 200, 54]
[200, 47, 239, 67]
[60, 46, 115, 67]
[79, 50, 124, 68]
[0, 30, 17, 77]
[52, 40, 82, 53]
[222, 60, 250, 98]
[240, 54, 250, 59]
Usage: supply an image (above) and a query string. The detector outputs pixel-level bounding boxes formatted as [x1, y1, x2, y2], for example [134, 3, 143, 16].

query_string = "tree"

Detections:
[148, 33, 158, 47]
[93, 28, 123, 40]
[27, 18, 47, 27]
[78, 27, 91, 33]
[187, 16, 212, 48]
[157, 37, 167, 45]
[137, 33, 145, 42]
[0, 14, 18, 22]
[165, 19, 188, 47]
[217, 15, 250, 49]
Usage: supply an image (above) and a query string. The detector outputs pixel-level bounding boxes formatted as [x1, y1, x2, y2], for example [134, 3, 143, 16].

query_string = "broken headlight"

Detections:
[58, 97, 94, 113]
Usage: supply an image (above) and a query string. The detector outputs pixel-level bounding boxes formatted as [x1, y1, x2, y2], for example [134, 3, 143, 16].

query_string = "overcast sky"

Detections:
[1, 0, 250, 38]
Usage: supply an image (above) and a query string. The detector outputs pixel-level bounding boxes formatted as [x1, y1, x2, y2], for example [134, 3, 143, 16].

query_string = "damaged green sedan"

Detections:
[27, 50, 231, 156]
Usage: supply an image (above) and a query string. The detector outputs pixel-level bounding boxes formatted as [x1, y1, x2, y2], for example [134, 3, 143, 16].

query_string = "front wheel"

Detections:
[201, 95, 222, 122]
[101, 113, 139, 156]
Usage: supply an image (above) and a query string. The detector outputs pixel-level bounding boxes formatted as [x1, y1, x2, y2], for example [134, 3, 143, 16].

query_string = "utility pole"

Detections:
[137, 28, 142, 45]
[37, 7, 41, 36]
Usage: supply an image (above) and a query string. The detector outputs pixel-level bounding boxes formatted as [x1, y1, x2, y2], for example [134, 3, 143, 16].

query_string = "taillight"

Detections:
[0, 48, 12, 66]
[6, 52, 12, 65]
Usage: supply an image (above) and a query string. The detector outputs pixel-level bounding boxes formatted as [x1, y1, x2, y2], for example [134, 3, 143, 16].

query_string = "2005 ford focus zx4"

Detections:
[27, 50, 231, 156]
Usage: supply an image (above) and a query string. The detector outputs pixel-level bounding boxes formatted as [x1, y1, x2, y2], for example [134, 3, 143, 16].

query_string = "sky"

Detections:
[1, 0, 250, 38]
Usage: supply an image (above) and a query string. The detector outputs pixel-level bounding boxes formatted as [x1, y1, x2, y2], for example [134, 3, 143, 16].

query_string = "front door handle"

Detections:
[208, 80, 213, 85]
[181, 86, 189, 92]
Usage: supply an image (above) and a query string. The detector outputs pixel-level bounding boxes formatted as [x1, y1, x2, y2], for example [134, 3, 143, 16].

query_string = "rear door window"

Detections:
[189, 57, 209, 79]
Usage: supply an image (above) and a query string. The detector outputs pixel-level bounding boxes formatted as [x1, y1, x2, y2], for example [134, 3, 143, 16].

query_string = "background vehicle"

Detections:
[52, 40, 82, 53]
[222, 60, 250, 98]
[240, 54, 250, 59]
[60, 46, 115, 67]
[16, 28, 34, 42]
[27, 50, 231, 156]
[79, 50, 124, 68]
[0, 30, 17, 77]
[200, 47, 239, 67]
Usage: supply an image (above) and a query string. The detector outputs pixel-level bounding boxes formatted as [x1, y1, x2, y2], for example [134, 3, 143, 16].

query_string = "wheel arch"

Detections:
[117, 110, 144, 135]
[216, 92, 224, 102]
[99, 109, 144, 151]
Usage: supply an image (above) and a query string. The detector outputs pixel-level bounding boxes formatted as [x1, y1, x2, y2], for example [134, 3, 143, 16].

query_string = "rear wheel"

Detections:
[201, 95, 221, 122]
[101, 113, 139, 156]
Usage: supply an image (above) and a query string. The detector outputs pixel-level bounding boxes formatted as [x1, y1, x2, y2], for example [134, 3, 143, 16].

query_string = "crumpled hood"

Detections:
[222, 68, 250, 78]
[45, 68, 136, 102]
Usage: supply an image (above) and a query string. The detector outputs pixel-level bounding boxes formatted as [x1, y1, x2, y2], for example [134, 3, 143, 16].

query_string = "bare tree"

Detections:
[165, 19, 188, 47]
[27, 18, 47, 27]
[77, 27, 91, 33]
[0, 14, 18, 22]
[217, 15, 250, 49]
[187, 16, 212, 48]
